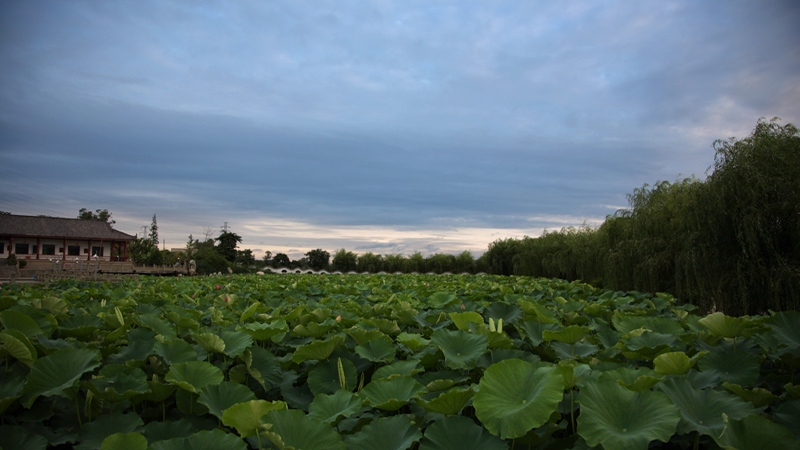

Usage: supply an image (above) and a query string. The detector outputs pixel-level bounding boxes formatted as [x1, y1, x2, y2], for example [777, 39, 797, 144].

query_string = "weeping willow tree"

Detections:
[687, 118, 800, 314]
[481, 118, 799, 315]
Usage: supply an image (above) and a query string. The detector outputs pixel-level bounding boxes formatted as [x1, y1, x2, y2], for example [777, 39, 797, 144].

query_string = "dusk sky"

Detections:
[1, 1, 799, 260]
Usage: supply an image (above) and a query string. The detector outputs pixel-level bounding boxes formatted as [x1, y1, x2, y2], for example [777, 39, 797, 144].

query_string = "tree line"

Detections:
[480, 119, 799, 316]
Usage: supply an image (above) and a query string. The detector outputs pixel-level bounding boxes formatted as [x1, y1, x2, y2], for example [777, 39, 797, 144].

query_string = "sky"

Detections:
[1, 1, 799, 260]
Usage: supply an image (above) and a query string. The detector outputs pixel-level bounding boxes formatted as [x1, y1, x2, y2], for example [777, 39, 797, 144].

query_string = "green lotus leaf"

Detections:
[85, 365, 150, 402]
[345, 414, 422, 450]
[307, 357, 357, 395]
[198, 381, 256, 420]
[473, 359, 563, 439]
[1, 329, 37, 367]
[219, 330, 253, 357]
[722, 382, 779, 408]
[355, 335, 396, 362]
[293, 320, 336, 338]
[397, 332, 430, 352]
[543, 325, 591, 345]
[308, 389, 363, 423]
[657, 377, 755, 437]
[362, 318, 401, 335]
[624, 331, 677, 351]
[150, 429, 247, 450]
[165, 361, 224, 393]
[244, 346, 284, 391]
[578, 379, 680, 450]
[100, 432, 148, 450]
[556, 360, 592, 390]
[517, 321, 559, 346]
[599, 367, 661, 392]
[0, 371, 24, 414]
[767, 311, 800, 349]
[143, 419, 195, 443]
[713, 413, 797, 450]
[59, 314, 104, 338]
[373, 360, 423, 381]
[154, 339, 198, 364]
[418, 386, 474, 415]
[448, 311, 484, 332]
[361, 375, 426, 411]
[697, 349, 760, 387]
[785, 382, 800, 398]
[345, 327, 387, 344]
[138, 313, 177, 339]
[292, 335, 345, 363]
[431, 329, 488, 370]
[192, 333, 226, 354]
[239, 301, 261, 323]
[263, 409, 346, 450]
[427, 292, 459, 308]
[243, 319, 288, 343]
[0, 310, 44, 338]
[21, 347, 101, 407]
[612, 314, 685, 335]
[75, 412, 144, 450]
[484, 302, 523, 325]
[419, 415, 506, 450]
[517, 299, 558, 324]
[654, 351, 693, 375]
[221, 399, 287, 438]
[699, 312, 754, 339]
[551, 341, 600, 360]
[773, 399, 800, 437]
[476, 326, 515, 349]
[107, 328, 156, 364]
[0, 425, 49, 450]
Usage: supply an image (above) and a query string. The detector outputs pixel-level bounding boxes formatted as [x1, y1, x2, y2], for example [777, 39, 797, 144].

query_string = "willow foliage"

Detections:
[483, 118, 799, 315]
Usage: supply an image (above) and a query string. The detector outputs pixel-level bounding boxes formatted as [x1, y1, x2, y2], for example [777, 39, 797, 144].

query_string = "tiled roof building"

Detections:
[0, 214, 135, 262]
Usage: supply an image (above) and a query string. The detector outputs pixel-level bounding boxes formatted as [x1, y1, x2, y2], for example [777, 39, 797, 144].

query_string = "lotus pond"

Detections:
[0, 274, 799, 449]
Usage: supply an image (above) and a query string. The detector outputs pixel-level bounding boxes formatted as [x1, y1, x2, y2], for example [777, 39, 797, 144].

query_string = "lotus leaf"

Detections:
[419, 415, 506, 450]
[431, 329, 488, 370]
[345, 414, 422, 450]
[713, 413, 797, 450]
[221, 399, 287, 438]
[307, 357, 357, 394]
[150, 429, 248, 450]
[138, 313, 177, 339]
[473, 359, 563, 439]
[244, 346, 284, 390]
[767, 311, 800, 349]
[697, 349, 760, 387]
[308, 389, 363, 423]
[658, 377, 754, 437]
[0, 310, 44, 338]
[263, 409, 346, 450]
[699, 312, 753, 339]
[100, 432, 148, 450]
[417, 386, 474, 415]
[722, 382, 779, 408]
[448, 311, 484, 331]
[361, 375, 425, 411]
[543, 325, 591, 345]
[484, 302, 523, 325]
[1, 329, 37, 367]
[192, 333, 225, 354]
[198, 381, 256, 420]
[218, 330, 253, 357]
[21, 347, 101, 407]
[154, 339, 198, 364]
[75, 412, 144, 450]
[355, 335, 396, 362]
[143, 419, 195, 443]
[165, 361, 224, 393]
[291, 335, 345, 363]
[427, 292, 459, 308]
[373, 359, 423, 381]
[0, 425, 48, 450]
[578, 379, 680, 450]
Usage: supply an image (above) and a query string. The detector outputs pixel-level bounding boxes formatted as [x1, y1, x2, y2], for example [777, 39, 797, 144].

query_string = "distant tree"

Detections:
[453, 251, 477, 274]
[149, 214, 159, 246]
[305, 249, 331, 270]
[129, 237, 160, 265]
[236, 249, 256, 267]
[262, 251, 273, 265]
[331, 249, 357, 272]
[404, 252, 426, 273]
[216, 231, 242, 263]
[272, 253, 291, 267]
[383, 254, 406, 273]
[357, 252, 384, 273]
[78, 208, 115, 225]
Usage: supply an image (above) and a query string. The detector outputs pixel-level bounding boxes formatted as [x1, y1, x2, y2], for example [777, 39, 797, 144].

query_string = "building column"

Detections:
[62, 238, 66, 260]
[36, 237, 41, 260]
